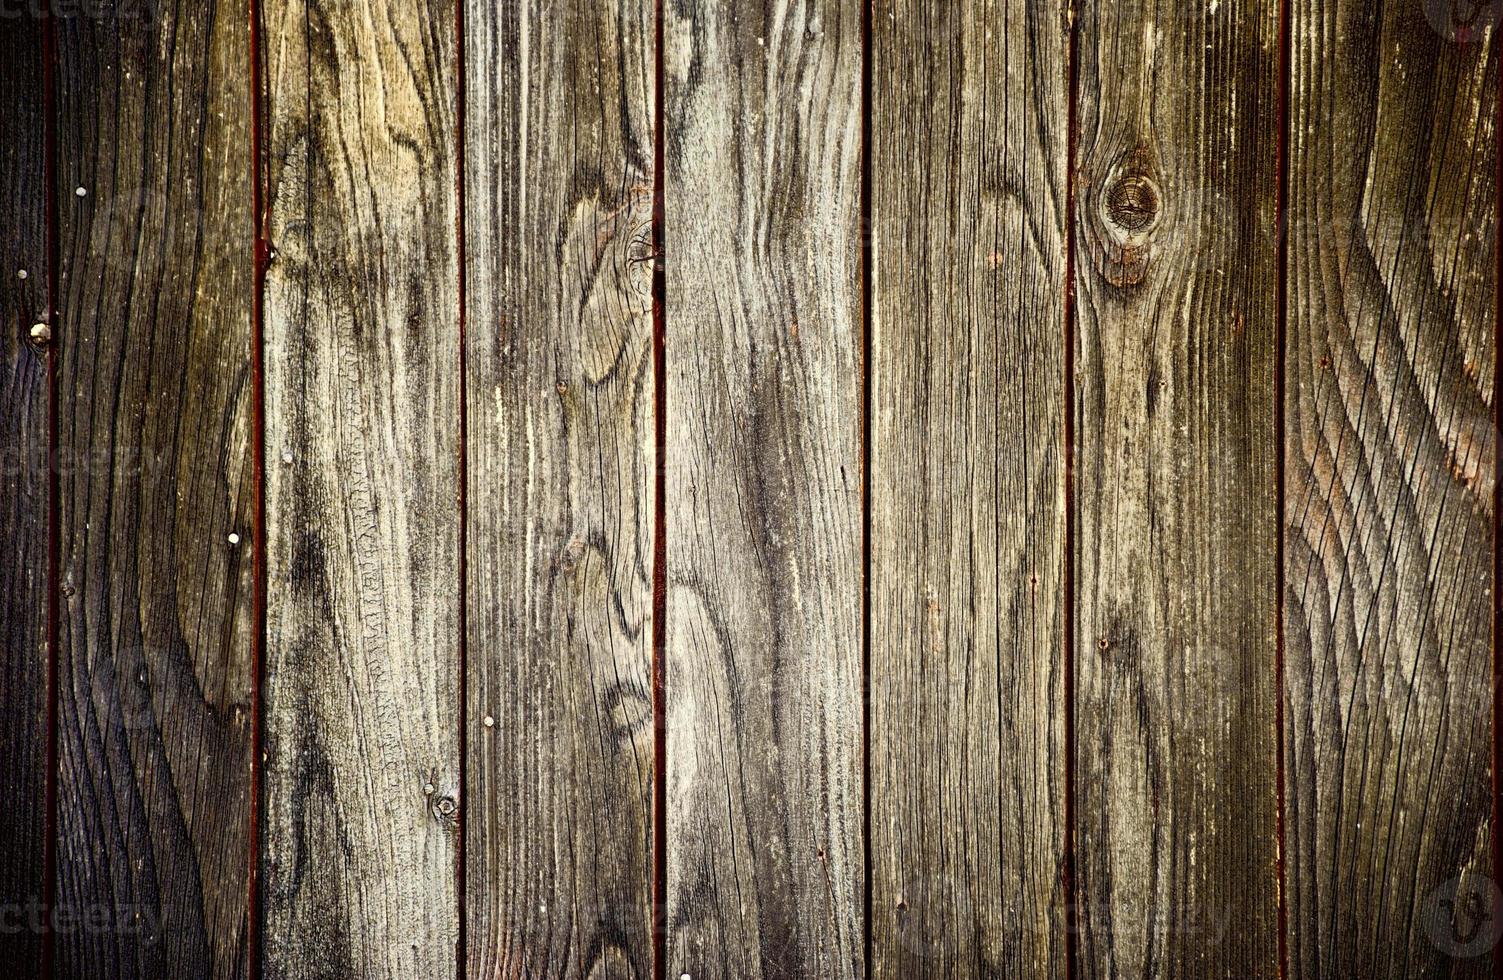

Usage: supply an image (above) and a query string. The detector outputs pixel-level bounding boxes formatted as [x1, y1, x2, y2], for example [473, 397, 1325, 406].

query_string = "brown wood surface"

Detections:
[462, 0, 657, 977]
[0, 10, 50, 977]
[663, 1, 864, 977]
[868, 0, 1070, 976]
[1, 3, 1500, 977]
[1072, 0, 1281, 976]
[1283, 3, 1499, 976]
[52, 1, 257, 975]
[260, 0, 461, 975]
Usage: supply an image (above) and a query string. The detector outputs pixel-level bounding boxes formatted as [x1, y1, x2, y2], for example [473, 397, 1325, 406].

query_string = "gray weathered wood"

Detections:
[1073, 0, 1281, 975]
[261, 0, 460, 973]
[664, 1, 864, 977]
[1283, 4, 1498, 976]
[463, 0, 656, 976]
[0, 11, 49, 976]
[869, 0, 1069, 976]
[53, 2, 256, 975]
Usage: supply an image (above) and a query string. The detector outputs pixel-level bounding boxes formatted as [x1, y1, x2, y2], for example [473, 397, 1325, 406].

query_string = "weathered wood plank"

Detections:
[53, 1, 256, 974]
[869, 0, 1069, 976]
[663, 2, 863, 977]
[1283, 4, 1498, 975]
[261, 0, 460, 974]
[462, 0, 656, 976]
[0, 10, 49, 975]
[1072, 0, 1281, 975]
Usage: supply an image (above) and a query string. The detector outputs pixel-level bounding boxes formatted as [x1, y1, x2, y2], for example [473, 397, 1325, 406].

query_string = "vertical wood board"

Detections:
[869, 0, 1070, 977]
[261, 0, 461, 975]
[463, 0, 657, 976]
[664, 1, 865, 977]
[1073, 0, 1282, 975]
[53, 1, 257, 975]
[1284, 4, 1498, 976]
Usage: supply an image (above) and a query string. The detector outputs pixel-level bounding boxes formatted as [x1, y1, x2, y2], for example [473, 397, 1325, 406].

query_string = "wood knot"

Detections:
[1090, 176, 1162, 286]
[1105, 175, 1161, 234]
[1088, 146, 1165, 287]
[432, 795, 458, 825]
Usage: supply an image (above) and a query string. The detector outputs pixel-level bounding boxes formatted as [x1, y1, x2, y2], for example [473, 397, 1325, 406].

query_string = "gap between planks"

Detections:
[1494, 23, 1503, 980]
[1063, 1, 1081, 976]
[1273, 0, 1292, 975]
[248, 0, 270, 970]
[652, 1, 669, 979]
[860, 0, 875, 974]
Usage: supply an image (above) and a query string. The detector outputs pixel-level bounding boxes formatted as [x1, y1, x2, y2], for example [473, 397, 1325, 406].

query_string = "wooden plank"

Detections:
[0, 10, 49, 975]
[52, 2, 256, 975]
[1072, 0, 1281, 975]
[462, 0, 656, 976]
[663, 2, 863, 977]
[260, 0, 460, 974]
[869, 0, 1069, 976]
[1283, 3, 1498, 975]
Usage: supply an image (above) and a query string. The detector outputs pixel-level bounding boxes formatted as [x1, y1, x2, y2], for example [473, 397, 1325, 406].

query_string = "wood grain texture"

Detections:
[260, 0, 460, 974]
[463, 0, 656, 977]
[663, 1, 863, 977]
[53, 0, 256, 974]
[1283, 2, 1498, 975]
[0, 10, 49, 975]
[1073, 0, 1280, 975]
[869, 0, 1069, 976]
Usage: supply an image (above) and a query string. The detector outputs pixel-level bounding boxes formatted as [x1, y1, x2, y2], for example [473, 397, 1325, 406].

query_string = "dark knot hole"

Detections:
[1105, 174, 1161, 233]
